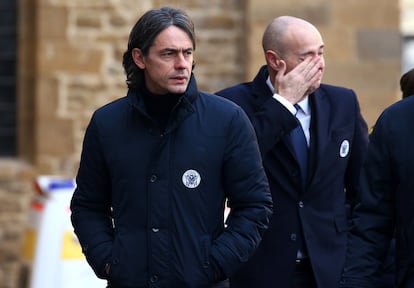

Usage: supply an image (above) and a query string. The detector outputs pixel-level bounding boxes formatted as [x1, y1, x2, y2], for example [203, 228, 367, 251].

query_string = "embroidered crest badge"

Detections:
[182, 169, 201, 188]
[339, 140, 350, 158]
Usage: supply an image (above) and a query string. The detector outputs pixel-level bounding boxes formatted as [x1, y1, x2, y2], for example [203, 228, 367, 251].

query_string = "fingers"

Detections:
[295, 56, 322, 82]
[304, 56, 323, 82]
[274, 56, 323, 104]
[275, 60, 286, 82]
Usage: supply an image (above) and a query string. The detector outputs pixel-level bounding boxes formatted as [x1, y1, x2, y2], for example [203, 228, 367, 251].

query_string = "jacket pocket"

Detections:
[82, 239, 112, 279]
[106, 233, 147, 287]
[200, 236, 217, 282]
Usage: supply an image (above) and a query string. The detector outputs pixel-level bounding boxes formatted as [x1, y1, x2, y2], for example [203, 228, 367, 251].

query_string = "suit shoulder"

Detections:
[380, 96, 414, 119]
[319, 83, 354, 95]
[216, 81, 253, 94]
[199, 91, 244, 111]
[319, 83, 358, 103]
[216, 82, 255, 101]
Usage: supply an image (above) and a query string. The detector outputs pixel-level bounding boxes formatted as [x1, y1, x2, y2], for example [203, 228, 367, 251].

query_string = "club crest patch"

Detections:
[182, 169, 201, 188]
[339, 140, 350, 158]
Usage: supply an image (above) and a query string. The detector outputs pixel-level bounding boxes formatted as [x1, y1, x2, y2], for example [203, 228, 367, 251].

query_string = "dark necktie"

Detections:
[291, 104, 309, 258]
[290, 104, 309, 186]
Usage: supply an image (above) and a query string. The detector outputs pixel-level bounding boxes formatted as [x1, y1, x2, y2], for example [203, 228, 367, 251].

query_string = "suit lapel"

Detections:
[252, 66, 273, 105]
[308, 88, 330, 183]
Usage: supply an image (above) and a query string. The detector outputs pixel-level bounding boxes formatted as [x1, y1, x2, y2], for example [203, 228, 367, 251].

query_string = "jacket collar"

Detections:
[126, 73, 198, 131]
[252, 65, 273, 101]
[127, 73, 198, 109]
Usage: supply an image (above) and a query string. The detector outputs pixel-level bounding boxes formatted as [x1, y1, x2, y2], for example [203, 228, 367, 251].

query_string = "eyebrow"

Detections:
[161, 47, 194, 53]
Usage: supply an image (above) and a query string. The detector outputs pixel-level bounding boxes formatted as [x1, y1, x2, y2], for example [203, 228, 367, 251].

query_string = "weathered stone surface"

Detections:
[6, 1, 403, 287]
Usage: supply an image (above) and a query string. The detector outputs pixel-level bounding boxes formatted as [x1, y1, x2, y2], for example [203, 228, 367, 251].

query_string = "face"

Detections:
[281, 25, 325, 93]
[132, 26, 194, 95]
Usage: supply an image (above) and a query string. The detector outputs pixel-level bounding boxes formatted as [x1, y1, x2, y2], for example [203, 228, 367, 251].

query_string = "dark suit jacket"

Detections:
[340, 96, 414, 288]
[216, 65, 369, 288]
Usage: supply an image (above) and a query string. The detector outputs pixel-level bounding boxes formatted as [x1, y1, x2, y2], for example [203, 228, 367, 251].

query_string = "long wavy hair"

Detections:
[122, 7, 196, 90]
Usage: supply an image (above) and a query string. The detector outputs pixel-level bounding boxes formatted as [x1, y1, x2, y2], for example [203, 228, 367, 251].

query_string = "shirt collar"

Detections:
[296, 97, 310, 116]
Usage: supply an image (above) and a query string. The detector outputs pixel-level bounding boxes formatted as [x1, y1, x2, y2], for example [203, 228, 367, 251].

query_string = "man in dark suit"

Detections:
[216, 16, 369, 288]
[339, 72, 414, 288]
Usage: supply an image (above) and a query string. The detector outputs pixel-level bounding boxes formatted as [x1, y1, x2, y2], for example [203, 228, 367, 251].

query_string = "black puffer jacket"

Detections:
[70, 75, 273, 288]
[340, 96, 414, 288]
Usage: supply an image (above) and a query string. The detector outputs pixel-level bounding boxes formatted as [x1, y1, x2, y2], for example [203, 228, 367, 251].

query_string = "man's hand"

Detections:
[274, 56, 323, 104]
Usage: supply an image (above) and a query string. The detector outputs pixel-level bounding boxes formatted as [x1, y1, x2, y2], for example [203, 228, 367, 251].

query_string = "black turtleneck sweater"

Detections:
[141, 87, 181, 131]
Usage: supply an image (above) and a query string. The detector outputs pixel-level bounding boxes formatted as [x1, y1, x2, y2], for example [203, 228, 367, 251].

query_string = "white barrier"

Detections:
[21, 176, 105, 288]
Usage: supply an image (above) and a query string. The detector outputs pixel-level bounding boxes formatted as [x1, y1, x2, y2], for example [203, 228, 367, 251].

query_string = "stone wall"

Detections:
[25, 0, 246, 175]
[4, 1, 247, 287]
[0, 0, 401, 287]
[0, 161, 33, 288]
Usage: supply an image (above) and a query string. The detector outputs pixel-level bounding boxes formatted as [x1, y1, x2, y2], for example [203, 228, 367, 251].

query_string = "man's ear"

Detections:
[265, 50, 280, 71]
[132, 48, 145, 69]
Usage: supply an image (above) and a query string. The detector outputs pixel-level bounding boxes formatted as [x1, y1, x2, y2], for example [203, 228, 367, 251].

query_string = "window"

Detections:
[0, 2, 16, 156]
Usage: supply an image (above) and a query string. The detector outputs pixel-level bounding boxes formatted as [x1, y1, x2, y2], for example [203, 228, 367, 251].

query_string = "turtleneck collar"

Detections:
[140, 85, 181, 130]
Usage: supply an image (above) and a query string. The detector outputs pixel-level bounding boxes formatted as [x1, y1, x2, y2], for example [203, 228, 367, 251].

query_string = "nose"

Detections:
[175, 52, 188, 69]
[319, 56, 325, 70]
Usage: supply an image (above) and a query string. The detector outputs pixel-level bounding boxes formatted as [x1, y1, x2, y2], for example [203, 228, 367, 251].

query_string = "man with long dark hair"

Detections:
[70, 7, 272, 288]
